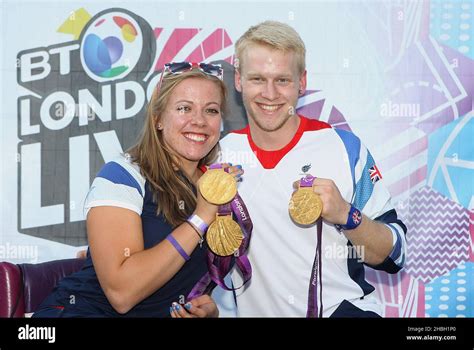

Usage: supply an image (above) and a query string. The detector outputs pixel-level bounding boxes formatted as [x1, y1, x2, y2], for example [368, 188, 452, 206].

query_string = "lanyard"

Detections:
[307, 218, 323, 318]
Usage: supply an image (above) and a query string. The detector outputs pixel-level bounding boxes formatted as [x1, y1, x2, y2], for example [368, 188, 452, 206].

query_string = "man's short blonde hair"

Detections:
[234, 21, 306, 74]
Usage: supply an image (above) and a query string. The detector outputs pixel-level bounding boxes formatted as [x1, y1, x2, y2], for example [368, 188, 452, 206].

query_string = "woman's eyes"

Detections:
[177, 105, 191, 112]
[205, 108, 220, 115]
[176, 106, 220, 115]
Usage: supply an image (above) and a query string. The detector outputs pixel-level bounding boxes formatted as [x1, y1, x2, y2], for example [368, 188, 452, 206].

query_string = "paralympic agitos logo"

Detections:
[15, 8, 239, 245]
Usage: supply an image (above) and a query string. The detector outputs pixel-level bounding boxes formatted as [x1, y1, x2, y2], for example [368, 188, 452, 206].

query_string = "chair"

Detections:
[0, 258, 84, 317]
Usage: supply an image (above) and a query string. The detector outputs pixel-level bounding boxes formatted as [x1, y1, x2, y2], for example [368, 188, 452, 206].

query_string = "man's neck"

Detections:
[249, 115, 301, 151]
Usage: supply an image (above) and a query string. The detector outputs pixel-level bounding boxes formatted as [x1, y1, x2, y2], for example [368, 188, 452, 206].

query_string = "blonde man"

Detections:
[216, 21, 407, 317]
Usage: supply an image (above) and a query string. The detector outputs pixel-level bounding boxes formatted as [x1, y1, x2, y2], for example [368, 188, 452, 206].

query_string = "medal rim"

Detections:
[206, 215, 243, 256]
[289, 187, 323, 225]
[199, 169, 237, 205]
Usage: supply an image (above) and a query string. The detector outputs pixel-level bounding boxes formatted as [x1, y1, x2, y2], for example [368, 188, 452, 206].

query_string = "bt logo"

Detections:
[81, 11, 143, 82]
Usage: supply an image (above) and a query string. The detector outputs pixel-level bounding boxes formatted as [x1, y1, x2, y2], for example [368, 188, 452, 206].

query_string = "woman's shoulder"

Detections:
[84, 154, 146, 216]
[95, 153, 146, 197]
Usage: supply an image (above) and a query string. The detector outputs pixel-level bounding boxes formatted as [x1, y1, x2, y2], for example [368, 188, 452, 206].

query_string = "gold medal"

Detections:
[289, 183, 323, 226]
[199, 168, 237, 205]
[206, 214, 243, 256]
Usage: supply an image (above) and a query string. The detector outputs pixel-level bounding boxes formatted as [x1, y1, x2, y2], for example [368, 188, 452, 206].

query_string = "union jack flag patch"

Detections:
[352, 210, 362, 224]
[369, 165, 382, 184]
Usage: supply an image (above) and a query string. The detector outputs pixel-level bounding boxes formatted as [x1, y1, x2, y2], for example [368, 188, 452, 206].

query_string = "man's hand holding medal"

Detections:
[289, 175, 352, 227]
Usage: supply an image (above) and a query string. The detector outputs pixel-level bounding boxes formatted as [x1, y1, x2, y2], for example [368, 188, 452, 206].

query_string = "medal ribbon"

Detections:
[188, 165, 253, 299]
[307, 218, 323, 317]
[300, 175, 323, 318]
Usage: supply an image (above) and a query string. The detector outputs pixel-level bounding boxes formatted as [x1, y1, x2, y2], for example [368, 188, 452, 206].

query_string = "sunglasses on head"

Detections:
[157, 61, 224, 89]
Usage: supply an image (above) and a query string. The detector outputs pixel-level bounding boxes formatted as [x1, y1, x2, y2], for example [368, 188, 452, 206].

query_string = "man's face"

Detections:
[235, 44, 306, 133]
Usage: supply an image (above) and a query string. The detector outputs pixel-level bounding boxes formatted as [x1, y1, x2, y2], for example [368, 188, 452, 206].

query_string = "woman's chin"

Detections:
[179, 152, 209, 163]
[173, 140, 217, 164]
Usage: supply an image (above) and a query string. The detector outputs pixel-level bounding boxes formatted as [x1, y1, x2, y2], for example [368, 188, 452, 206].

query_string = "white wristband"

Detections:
[187, 214, 208, 236]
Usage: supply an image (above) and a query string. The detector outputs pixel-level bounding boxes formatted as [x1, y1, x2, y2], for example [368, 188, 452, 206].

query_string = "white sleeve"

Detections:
[335, 128, 407, 272]
[84, 158, 145, 217]
[353, 142, 407, 272]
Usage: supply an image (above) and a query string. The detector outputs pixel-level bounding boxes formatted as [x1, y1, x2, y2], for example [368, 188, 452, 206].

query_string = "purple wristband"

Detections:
[166, 234, 190, 261]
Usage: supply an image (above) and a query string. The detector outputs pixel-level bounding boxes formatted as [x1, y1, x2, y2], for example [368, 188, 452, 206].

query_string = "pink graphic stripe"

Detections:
[388, 165, 427, 197]
[380, 136, 427, 171]
[154, 28, 200, 70]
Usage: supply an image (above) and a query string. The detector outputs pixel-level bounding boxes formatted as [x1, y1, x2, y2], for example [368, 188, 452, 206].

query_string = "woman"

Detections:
[33, 62, 243, 317]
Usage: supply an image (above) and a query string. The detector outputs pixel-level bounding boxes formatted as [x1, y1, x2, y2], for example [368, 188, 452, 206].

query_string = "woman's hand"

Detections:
[76, 249, 88, 259]
[223, 163, 244, 182]
[194, 163, 244, 225]
[169, 294, 219, 318]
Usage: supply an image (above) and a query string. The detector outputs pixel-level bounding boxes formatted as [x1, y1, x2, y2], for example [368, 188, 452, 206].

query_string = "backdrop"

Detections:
[1, 0, 472, 317]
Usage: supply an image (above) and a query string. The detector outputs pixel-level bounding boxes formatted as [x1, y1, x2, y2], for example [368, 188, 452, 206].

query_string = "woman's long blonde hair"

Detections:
[128, 69, 227, 227]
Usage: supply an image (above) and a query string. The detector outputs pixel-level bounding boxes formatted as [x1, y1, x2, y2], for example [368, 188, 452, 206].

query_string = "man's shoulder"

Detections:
[220, 127, 249, 146]
[299, 115, 332, 132]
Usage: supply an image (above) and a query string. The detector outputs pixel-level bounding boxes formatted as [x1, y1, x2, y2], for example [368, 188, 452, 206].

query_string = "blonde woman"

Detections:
[34, 62, 243, 318]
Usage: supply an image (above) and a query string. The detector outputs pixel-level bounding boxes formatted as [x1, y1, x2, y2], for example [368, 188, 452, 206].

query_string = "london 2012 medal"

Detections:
[289, 175, 323, 225]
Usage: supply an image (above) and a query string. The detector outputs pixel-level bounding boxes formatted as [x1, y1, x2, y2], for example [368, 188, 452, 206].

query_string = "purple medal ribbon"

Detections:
[188, 164, 253, 299]
[300, 175, 323, 318]
[307, 218, 323, 318]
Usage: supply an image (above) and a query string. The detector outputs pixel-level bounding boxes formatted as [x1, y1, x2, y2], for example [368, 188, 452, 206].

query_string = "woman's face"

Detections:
[159, 77, 223, 163]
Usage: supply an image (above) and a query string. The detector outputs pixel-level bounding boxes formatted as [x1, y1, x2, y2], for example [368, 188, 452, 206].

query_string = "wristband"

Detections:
[335, 205, 362, 232]
[187, 214, 208, 236]
[166, 234, 190, 261]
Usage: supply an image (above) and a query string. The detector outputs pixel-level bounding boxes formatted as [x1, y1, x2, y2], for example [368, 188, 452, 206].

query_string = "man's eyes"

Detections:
[248, 77, 290, 84]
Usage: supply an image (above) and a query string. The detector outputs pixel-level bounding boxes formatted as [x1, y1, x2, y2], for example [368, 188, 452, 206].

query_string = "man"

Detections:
[215, 21, 407, 317]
